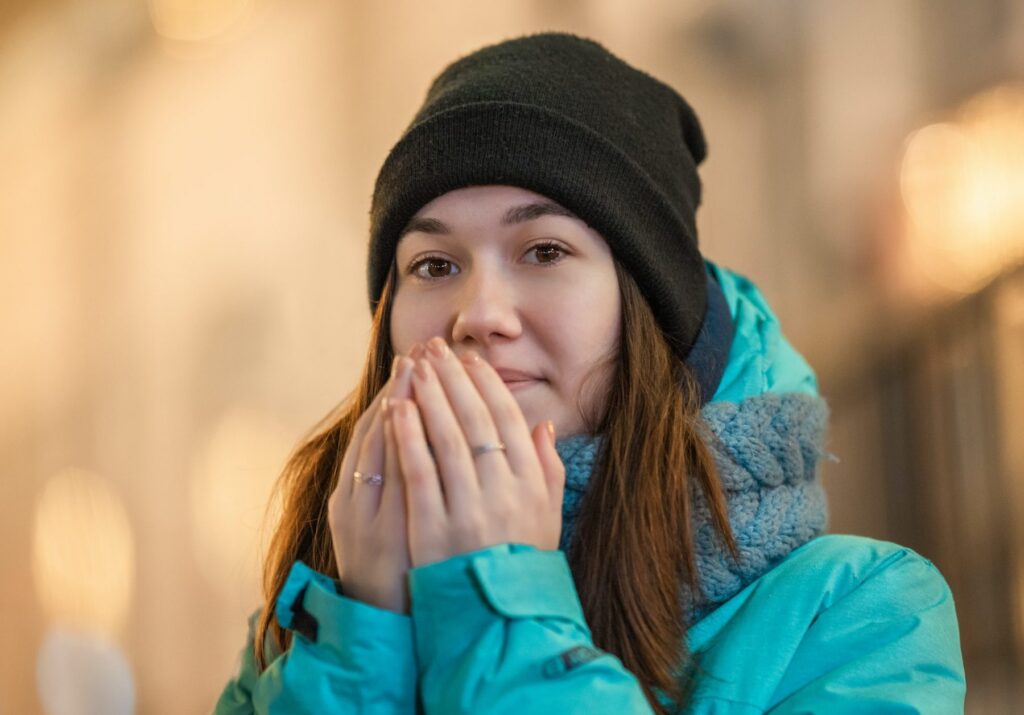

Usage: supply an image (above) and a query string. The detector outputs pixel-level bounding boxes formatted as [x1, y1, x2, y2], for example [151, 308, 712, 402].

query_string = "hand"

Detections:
[328, 347, 419, 613]
[387, 336, 566, 568]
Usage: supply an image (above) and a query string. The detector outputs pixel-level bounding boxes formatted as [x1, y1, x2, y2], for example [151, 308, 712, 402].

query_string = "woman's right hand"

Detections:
[328, 345, 420, 614]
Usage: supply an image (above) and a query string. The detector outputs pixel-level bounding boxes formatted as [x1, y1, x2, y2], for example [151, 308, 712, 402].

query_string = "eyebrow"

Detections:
[398, 201, 579, 239]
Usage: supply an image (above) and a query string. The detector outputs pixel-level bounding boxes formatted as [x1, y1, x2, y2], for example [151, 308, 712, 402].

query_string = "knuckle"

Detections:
[529, 472, 555, 499]
[355, 443, 371, 464]
[403, 465, 431, 488]
[491, 498, 517, 527]
[452, 512, 486, 541]
[464, 408, 493, 436]
[433, 432, 463, 460]
[524, 484, 548, 510]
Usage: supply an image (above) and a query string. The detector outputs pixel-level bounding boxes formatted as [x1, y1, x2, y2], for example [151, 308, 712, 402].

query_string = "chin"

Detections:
[508, 384, 574, 436]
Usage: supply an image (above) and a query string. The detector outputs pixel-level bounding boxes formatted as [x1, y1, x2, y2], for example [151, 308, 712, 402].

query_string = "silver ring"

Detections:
[470, 442, 506, 458]
[353, 470, 383, 486]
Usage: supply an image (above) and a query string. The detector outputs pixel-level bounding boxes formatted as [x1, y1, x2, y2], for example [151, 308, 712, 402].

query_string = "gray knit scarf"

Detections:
[554, 392, 833, 624]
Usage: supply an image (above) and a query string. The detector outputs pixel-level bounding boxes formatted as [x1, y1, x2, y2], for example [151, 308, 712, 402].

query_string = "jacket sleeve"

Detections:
[212, 560, 418, 715]
[765, 547, 967, 714]
[408, 542, 656, 715]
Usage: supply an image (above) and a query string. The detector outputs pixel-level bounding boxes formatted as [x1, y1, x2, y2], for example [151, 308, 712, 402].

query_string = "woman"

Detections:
[215, 32, 966, 714]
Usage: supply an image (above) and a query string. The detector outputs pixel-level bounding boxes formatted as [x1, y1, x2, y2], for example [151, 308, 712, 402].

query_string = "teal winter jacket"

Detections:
[213, 263, 966, 714]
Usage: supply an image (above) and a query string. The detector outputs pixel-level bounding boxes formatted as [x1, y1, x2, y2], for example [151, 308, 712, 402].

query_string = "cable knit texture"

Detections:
[555, 392, 831, 625]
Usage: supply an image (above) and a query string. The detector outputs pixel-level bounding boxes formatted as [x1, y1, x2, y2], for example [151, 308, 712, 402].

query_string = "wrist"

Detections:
[341, 580, 410, 615]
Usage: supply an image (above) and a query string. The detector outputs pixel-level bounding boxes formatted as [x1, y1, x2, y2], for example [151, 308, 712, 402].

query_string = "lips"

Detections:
[491, 367, 544, 391]
[493, 368, 541, 382]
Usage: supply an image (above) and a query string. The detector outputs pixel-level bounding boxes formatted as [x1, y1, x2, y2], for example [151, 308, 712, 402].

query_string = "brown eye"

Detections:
[410, 257, 459, 280]
[425, 259, 451, 277]
[528, 242, 566, 265]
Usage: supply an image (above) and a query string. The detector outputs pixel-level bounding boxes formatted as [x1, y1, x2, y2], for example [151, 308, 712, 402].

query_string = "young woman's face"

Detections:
[390, 185, 621, 438]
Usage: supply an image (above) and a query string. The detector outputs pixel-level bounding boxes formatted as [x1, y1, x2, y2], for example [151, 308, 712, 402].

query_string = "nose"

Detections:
[450, 265, 523, 348]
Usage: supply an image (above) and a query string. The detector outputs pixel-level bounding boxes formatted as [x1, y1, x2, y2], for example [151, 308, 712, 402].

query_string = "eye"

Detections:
[408, 256, 459, 281]
[526, 241, 567, 265]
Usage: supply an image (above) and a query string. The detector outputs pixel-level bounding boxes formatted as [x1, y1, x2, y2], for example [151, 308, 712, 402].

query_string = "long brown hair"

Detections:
[253, 260, 737, 713]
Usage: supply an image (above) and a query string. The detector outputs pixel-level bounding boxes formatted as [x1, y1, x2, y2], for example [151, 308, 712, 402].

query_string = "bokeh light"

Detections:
[31, 467, 135, 638]
[189, 406, 291, 608]
[148, 0, 256, 44]
[900, 83, 1024, 296]
[37, 627, 135, 715]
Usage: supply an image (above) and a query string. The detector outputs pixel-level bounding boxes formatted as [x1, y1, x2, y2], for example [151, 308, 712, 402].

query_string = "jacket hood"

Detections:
[707, 260, 819, 403]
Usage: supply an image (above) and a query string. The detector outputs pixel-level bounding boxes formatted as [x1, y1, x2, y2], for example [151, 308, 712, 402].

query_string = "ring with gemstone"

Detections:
[353, 470, 383, 486]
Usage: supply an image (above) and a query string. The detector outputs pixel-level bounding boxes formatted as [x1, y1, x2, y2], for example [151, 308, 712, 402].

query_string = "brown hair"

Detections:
[253, 260, 736, 713]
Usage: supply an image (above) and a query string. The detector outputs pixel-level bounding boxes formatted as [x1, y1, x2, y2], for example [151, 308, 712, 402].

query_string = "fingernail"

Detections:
[410, 343, 425, 360]
[427, 336, 448, 358]
[546, 420, 556, 443]
[395, 356, 412, 380]
[459, 349, 480, 365]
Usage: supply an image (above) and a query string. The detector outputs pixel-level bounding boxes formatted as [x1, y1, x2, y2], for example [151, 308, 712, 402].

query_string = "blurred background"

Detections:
[1, 0, 1022, 712]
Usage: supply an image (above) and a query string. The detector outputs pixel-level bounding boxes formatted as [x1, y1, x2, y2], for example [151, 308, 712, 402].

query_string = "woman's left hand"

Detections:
[386, 336, 566, 568]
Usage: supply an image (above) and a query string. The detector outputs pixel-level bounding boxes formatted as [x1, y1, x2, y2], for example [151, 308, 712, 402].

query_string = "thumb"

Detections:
[532, 420, 565, 503]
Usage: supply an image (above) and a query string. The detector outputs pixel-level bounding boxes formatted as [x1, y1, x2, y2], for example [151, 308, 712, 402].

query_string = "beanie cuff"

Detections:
[369, 101, 707, 358]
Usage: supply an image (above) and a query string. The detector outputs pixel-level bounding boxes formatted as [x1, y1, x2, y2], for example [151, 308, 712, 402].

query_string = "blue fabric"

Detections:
[408, 544, 652, 714]
[213, 561, 417, 714]
[212, 261, 966, 714]
[681, 535, 966, 713]
[682, 261, 735, 406]
[706, 262, 818, 402]
[404, 535, 965, 714]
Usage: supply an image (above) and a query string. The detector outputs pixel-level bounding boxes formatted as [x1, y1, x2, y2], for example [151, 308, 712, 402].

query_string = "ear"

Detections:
[532, 421, 565, 503]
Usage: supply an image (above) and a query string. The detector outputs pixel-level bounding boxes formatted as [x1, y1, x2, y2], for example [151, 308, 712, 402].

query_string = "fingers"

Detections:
[378, 356, 413, 521]
[405, 356, 485, 512]
[345, 349, 413, 501]
[352, 395, 387, 509]
[456, 348, 542, 480]
[389, 338, 567, 561]
[380, 404, 405, 516]
[390, 397, 447, 528]
[532, 420, 565, 504]
[421, 341, 498, 457]
[336, 363, 392, 500]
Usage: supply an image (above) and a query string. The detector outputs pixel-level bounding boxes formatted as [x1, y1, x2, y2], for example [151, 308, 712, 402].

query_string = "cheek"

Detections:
[536, 275, 620, 382]
[389, 290, 445, 353]
[554, 276, 619, 346]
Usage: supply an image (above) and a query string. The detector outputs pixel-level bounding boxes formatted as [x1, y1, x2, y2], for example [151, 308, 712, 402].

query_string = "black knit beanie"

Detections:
[368, 31, 719, 372]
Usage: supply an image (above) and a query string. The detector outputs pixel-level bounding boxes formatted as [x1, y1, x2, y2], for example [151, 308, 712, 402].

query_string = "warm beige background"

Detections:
[2, 1, 1023, 713]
